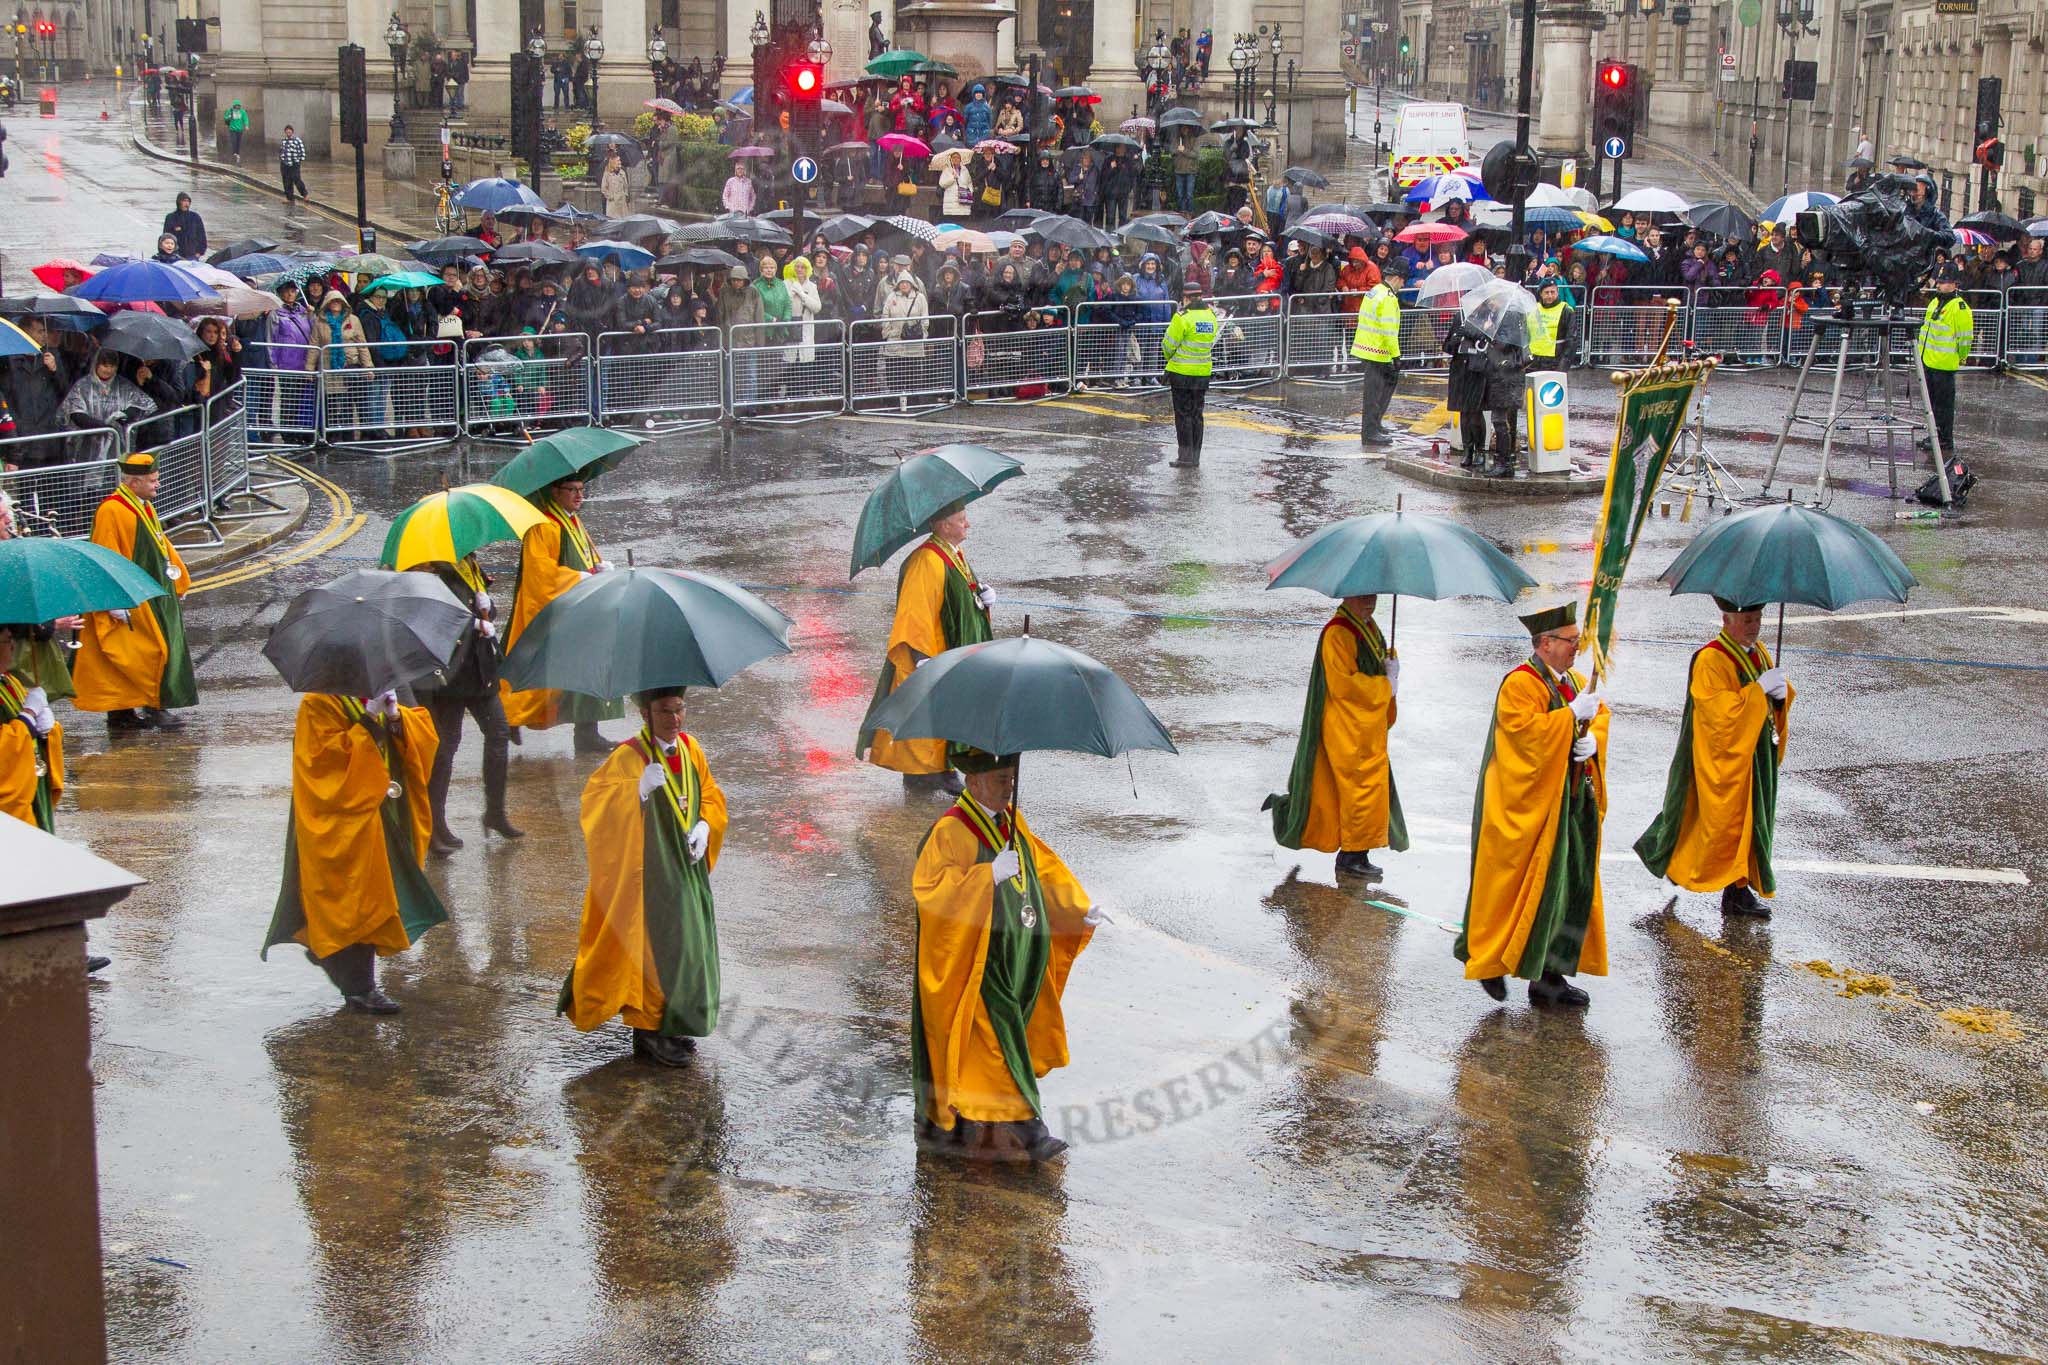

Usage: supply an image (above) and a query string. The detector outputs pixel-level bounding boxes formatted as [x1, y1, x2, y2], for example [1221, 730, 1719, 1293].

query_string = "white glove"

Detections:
[687, 819, 710, 862]
[1083, 903, 1113, 928]
[638, 763, 668, 801]
[373, 689, 401, 719]
[20, 705, 52, 738]
[989, 847, 1020, 883]
[1384, 657, 1400, 695]
[1756, 667, 1789, 701]
[592, 559, 613, 574]
[23, 687, 47, 714]
[477, 619, 497, 640]
[1572, 732, 1599, 762]
[109, 607, 131, 626]
[912, 655, 929, 670]
[975, 585, 996, 611]
[1567, 689, 1601, 722]
[472, 591, 491, 613]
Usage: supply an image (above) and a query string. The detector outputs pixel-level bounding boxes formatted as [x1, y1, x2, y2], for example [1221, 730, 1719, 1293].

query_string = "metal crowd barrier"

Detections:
[128, 404, 220, 547]
[319, 340, 464, 452]
[242, 366, 323, 453]
[0, 438, 120, 539]
[849, 315, 958, 415]
[1396, 303, 1456, 373]
[1072, 301, 1169, 392]
[1686, 286, 1785, 368]
[463, 334, 592, 441]
[0, 393, 253, 544]
[1209, 293, 1283, 389]
[2004, 286, 2048, 370]
[595, 328, 725, 433]
[963, 307, 1072, 404]
[199, 381, 261, 521]
[1281, 293, 1366, 385]
[1587, 285, 1684, 366]
[1961, 289, 2003, 371]
[728, 318, 847, 424]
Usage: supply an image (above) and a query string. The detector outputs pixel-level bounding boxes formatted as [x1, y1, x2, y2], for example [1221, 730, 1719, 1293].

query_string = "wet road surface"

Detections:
[7, 97, 2048, 1364]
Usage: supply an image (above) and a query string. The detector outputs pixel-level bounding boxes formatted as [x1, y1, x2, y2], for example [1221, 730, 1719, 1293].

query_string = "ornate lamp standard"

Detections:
[384, 12, 409, 142]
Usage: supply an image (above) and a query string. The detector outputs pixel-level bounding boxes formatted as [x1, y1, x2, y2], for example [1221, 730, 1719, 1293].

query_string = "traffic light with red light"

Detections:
[1594, 60, 1637, 156]
[785, 59, 822, 99]
[784, 57, 823, 147]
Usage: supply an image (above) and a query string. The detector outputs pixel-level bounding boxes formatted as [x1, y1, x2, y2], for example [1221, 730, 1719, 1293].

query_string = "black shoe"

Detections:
[1015, 1117, 1070, 1162]
[106, 708, 146, 731]
[508, 725, 523, 747]
[572, 725, 613, 756]
[1721, 883, 1771, 918]
[344, 988, 402, 1014]
[1334, 850, 1384, 879]
[1168, 453, 1200, 467]
[1361, 430, 1394, 446]
[85, 955, 111, 975]
[1528, 972, 1590, 1008]
[956, 1119, 1033, 1163]
[483, 810, 525, 840]
[1478, 975, 1507, 1002]
[146, 707, 187, 730]
[631, 1029, 697, 1066]
[430, 826, 465, 856]
[914, 1115, 964, 1153]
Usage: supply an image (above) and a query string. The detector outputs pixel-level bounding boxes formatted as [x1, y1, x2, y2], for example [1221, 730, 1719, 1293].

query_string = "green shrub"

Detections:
[565, 122, 592, 153]
[1193, 146, 1225, 203]
[676, 112, 717, 142]
[631, 111, 657, 139]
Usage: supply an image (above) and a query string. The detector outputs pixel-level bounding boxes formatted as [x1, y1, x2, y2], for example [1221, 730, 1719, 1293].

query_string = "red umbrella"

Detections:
[1395, 222, 1469, 246]
[32, 259, 99, 292]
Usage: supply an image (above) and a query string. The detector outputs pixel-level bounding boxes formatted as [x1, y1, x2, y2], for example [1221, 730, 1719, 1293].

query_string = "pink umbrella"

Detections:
[1120, 116, 1156, 133]
[974, 138, 1016, 154]
[878, 132, 932, 159]
[730, 145, 774, 159]
[1395, 221, 1469, 246]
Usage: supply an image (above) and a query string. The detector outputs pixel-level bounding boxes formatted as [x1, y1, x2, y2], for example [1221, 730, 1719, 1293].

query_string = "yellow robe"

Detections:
[913, 808, 1093, 1127]
[867, 540, 984, 775]
[0, 714, 62, 828]
[500, 518, 596, 729]
[1459, 663, 1610, 981]
[71, 494, 190, 712]
[273, 695, 439, 959]
[1654, 642, 1794, 895]
[563, 735, 729, 1032]
[1293, 611, 1402, 853]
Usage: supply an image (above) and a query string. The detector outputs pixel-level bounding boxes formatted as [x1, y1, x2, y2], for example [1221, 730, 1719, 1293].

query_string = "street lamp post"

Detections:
[1136, 28, 1169, 119]
[1263, 24, 1281, 131]
[647, 29, 667, 99]
[384, 13, 408, 142]
[1228, 33, 1252, 120]
[584, 29, 605, 126]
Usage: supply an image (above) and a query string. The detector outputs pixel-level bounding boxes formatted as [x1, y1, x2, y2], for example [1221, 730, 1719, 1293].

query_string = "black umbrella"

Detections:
[608, 213, 683, 242]
[1957, 210, 2026, 243]
[494, 204, 574, 225]
[1283, 225, 1337, 250]
[262, 570, 472, 698]
[1129, 211, 1188, 228]
[1184, 210, 1246, 239]
[1052, 85, 1097, 100]
[1685, 201, 1757, 242]
[1090, 133, 1141, 153]
[492, 241, 579, 266]
[1887, 154, 1928, 170]
[205, 237, 279, 267]
[98, 311, 206, 364]
[1359, 202, 1407, 219]
[0, 295, 108, 332]
[657, 246, 745, 272]
[672, 215, 792, 246]
[994, 207, 1052, 227]
[406, 236, 493, 266]
[1210, 117, 1260, 133]
[1157, 106, 1204, 130]
[1119, 221, 1182, 247]
[1026, 214, 1117, 250]
[1846, 155, 1874, 171]
[816, 212, 878, 243]
[585, 132, 645, 168]
[1282, 165, 1329, 188]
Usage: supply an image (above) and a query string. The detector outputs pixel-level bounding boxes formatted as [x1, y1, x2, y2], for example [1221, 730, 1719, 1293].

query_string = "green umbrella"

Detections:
[356, 270, 444, 293]
[848, 443, 1024, 578]
[0, 536, 169, 619]
[910, 59, 958, 77]
[499, 567, 793, 698]
[1658, 501, 1916, 651]
[1264, 500, 1534, 641]
[489, 427, 643, 498]
[865, 49, 931, 78]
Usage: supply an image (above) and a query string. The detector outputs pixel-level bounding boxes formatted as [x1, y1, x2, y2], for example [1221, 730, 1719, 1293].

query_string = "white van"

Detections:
[1389, 101, 1470, 186]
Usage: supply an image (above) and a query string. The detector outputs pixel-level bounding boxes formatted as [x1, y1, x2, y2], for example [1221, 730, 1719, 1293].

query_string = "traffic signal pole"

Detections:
[1506, 0, 1537, 282]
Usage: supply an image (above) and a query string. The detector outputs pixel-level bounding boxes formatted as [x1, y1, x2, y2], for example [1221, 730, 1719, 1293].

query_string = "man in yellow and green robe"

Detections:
[1263, 594, 1408, 879]
[262, 690, 448, 1013]
[858, 500, 993, 794]
[501, 473, 624, 755]
[1635, 599, 1793, 919]
[71, 451, 196, 732]
[913, 751, 1100, 1163]
[0, 622, 63, 832]
[1455, 598, 1610, 1009]
[559, 686, 728, 1067]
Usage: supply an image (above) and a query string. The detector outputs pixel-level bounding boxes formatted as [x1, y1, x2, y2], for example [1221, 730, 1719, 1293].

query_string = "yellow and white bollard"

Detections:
[1524, 370, 1571, 474]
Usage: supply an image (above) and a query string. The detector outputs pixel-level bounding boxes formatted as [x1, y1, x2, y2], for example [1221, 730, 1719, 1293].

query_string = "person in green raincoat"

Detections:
[559, 686, 728, 1066]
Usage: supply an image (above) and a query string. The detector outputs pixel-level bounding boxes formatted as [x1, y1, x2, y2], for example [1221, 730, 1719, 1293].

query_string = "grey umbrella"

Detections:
[262, 570, 472, 697]
[98, 311, 206, 364]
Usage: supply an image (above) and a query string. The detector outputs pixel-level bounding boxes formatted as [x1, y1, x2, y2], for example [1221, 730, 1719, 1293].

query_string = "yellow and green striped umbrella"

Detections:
[380, 483, 546, 570]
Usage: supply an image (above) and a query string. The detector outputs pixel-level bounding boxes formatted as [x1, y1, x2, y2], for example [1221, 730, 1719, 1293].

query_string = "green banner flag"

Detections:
[1582, 371, 1701, 677]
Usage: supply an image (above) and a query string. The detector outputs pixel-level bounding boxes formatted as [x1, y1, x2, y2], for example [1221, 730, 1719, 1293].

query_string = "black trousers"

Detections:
[428, 689, 510, 828]
[1359, 360, 1395, 438]
[1168, 371, 1208, 455]
[1489, 405, 1519, 457]
[1457, 407, 1487, 455]
[313, 943, 376, 997]
[1921, 363, 1956, 450]
[280, 162, 309, 201]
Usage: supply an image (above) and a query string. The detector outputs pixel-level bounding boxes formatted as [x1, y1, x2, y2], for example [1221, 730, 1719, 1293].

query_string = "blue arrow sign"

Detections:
[791, 156, 819, 184]
[1603, 135, 1629, 159]
[1539, 380, 1565, 407]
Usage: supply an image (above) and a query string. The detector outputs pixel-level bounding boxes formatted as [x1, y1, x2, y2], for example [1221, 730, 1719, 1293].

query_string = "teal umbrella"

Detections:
[0, 537, 169, 619]
[1659, 501, 1916, 650]
[849, 443, 1024, 578]
[499, 567, 793, 698]
[356, 270, 445, 293]
[1264, 501, 1535, 641]
[489, 427, 643, 498]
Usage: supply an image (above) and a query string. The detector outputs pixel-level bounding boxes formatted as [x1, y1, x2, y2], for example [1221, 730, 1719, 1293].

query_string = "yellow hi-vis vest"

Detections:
[1917, 294, 1973, 372]
[1531, 301, 1567, 358]
[1163, 305, 1219, 376]
[1349, 284, 1401, 363]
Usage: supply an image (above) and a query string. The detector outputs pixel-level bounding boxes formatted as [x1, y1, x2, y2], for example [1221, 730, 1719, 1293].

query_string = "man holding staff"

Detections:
[1635, 599, 1793, 918]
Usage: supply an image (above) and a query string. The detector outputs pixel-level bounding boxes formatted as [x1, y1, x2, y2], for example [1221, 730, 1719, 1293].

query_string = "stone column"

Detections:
[894, 0, 1017, 88]
[1534, 1, 1601, 161]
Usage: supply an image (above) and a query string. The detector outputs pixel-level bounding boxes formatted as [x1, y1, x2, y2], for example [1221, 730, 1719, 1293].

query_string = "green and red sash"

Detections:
[1262, 607, 1407, 852]
[1635, 636, 1782, 895]
[537, 496, 598, 570]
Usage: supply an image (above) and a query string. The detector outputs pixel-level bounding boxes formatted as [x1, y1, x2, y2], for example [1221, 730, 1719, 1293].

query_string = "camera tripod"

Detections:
[1760, 301, 1953, 507]
[1662, 352, 1745, 508]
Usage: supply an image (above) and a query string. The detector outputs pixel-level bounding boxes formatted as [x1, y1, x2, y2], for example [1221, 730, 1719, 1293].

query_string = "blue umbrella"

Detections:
[728, 85, 754, 106]
[91, 252, 140, 267]
[454, 177, 547, 213]
[217, 252, 305, 278]
[0, 537, 168, 618]
[574, 240, 655, 270]
[1572, 234, 1651, 262]
[68, 259, 221, 305]
[0, 318, 40, 358]
[1762, 190, 1836, 224]
[1518, 205, 1593, 232]
[1403, 171, 1490, 205]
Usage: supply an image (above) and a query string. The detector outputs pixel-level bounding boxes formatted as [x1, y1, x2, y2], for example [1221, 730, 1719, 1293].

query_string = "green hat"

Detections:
[119, 452, 157, 474]
[1712, 596, 1763, 613]
[954, 748, 1019, 774]
[1517, 593, 1578, 638]
[634, 685, 686, 706]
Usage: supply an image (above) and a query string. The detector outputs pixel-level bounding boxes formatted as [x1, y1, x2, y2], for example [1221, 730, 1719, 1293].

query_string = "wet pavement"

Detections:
[8, 96, 2048, 1363]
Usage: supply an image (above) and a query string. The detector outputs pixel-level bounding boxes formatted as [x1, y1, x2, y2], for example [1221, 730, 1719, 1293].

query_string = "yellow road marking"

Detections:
[2007, 369, 2048, 393]
[189, 458, 364, 594]
[1405, 399, 1453, 435]
[1044, 399, 1360, 443]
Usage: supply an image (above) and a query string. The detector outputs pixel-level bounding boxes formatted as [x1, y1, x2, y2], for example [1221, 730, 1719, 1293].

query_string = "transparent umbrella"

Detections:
[1458, 277, 1538, 347]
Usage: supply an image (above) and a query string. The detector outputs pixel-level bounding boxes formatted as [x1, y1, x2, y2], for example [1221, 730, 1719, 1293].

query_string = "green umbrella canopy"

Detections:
[357, 270, 445, 293]
[489, 427, 643, 499]
[262, 569, 471, 697]
[1264, 510, 1535, 601]
[848, 443, 1024, 578]
[860, 632, 1176, 759]
[0, 536, 169, 619]
[1659, 501, 1916, 651]
[499, 567, 794, 698]
[865, 49, 931, 77]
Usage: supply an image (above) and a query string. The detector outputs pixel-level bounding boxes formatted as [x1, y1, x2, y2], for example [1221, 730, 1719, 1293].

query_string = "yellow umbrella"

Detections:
[379, 483, 546, 570]
[1575, 211, 1614, 232]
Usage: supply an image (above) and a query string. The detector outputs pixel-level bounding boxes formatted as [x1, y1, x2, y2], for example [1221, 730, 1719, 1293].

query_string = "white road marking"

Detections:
[1780, 605, 2048, 627]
